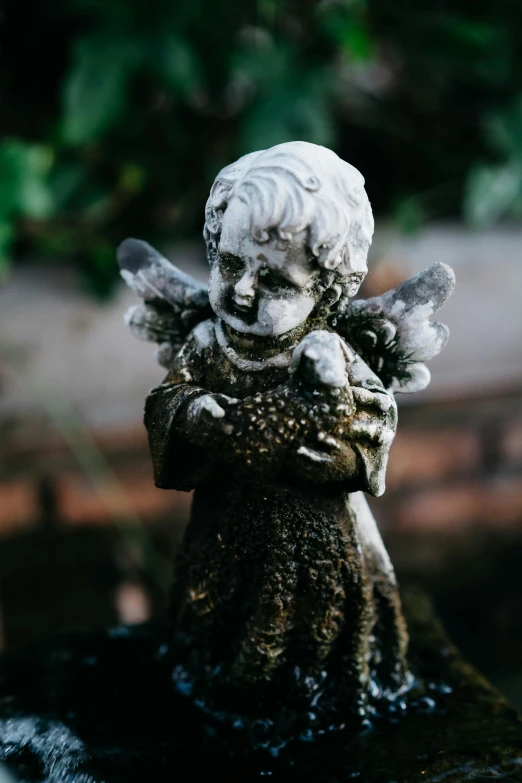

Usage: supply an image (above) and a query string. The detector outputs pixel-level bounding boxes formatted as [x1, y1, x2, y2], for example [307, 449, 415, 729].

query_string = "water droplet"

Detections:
[251, 719, 271, 737]
[300, 728, 315, 742]
[416, 696, 436, 713]
[360, 718, 373, 735]
[155, 644, 168, 660]
[369, 679, 381, 699]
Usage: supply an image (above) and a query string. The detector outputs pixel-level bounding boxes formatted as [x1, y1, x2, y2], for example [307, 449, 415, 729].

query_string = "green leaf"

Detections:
[35, 228, 77, 257]
[240, 83, 335, 153]
[257, 0, 279, 26]
[62, 33, 136, 145]
[483, 98, 522, 161]
[465, 163, 522, 226]
[231, 37, 287, 92]
[68, 0, 134, 27]
[318, 2, 374, 61]
[50, 163, 90, 209]
[443, 18, 499, 49]
[341, 24, 374, 60]
[18, 166, 55, 220]
[0, 140, 54, 219]
[0, 220, 14, 282]
[118, 163, 145, 194]
[394, 196, 425, 234]
[82, 238, 119, 298]
[154, 34, 202, 96]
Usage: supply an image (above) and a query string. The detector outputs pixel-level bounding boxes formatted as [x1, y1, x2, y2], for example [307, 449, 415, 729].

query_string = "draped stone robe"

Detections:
[144, 318, 409, 719]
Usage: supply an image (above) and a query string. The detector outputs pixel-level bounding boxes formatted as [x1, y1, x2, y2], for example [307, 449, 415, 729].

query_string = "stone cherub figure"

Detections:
[119, 141, 455, 735]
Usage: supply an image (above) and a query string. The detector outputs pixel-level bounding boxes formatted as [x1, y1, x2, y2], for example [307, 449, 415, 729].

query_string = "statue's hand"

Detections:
[346, 387, 396, 447]
[186, 392, 238, 442]
[189, 393, 227, 421]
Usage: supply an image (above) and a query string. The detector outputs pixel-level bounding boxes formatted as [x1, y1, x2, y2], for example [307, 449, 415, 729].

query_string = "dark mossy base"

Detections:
[1, 590, 521, 783]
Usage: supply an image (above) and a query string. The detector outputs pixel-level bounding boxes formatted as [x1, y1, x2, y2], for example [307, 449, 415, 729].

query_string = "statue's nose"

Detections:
[234, 269, 257, 305]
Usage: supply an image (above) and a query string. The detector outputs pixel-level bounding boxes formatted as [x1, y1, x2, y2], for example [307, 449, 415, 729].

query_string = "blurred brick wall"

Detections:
[0, 419, 189, 649]
[375, 388, 522, 533]
[0, 421, 189, 533]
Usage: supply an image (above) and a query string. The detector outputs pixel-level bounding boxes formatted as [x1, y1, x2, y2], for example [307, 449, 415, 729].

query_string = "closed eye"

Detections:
[259, 267, 294, 288]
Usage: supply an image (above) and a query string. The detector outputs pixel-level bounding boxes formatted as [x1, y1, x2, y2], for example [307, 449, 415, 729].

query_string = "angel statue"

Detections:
[119, 141, 455, 739]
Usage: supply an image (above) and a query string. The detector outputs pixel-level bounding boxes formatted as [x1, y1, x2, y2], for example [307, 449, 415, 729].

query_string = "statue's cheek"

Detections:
[259, 291, 317, 336]
[208, 265, 227, 310]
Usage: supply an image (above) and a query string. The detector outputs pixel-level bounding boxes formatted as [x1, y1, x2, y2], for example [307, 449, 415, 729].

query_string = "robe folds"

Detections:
[144, 319, 407, 712]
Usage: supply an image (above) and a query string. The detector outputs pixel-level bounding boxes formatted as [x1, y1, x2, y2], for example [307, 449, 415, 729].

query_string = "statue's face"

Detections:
[209, 197, 323, 337]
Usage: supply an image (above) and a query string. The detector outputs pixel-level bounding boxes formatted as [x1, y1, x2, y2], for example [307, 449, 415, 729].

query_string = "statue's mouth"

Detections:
[233, 300, 252, 313]
[226, 293, 257, 324]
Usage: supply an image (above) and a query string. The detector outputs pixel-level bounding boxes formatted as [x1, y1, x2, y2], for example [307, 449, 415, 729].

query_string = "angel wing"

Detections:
[332, 262, 456, 393]
[117, 238, 212, 367]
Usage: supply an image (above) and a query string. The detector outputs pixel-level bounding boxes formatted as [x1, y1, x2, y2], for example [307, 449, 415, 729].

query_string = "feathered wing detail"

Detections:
[333, 262, 456, 393]
[117, 238, 212, 367]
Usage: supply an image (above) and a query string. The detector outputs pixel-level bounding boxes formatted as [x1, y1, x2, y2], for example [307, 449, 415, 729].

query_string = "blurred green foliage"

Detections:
[1, 0, 522, 293]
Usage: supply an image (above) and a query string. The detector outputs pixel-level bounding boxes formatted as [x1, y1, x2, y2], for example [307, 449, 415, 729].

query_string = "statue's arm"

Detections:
[207, 375, 394, 493]
[144, 324, 237, 491]
[145, 327, 396, 493]
[225, 356, 396, 493]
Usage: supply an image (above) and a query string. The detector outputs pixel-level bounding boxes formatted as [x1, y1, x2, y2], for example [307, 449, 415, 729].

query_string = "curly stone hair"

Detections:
[203, 141, 374, 310]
